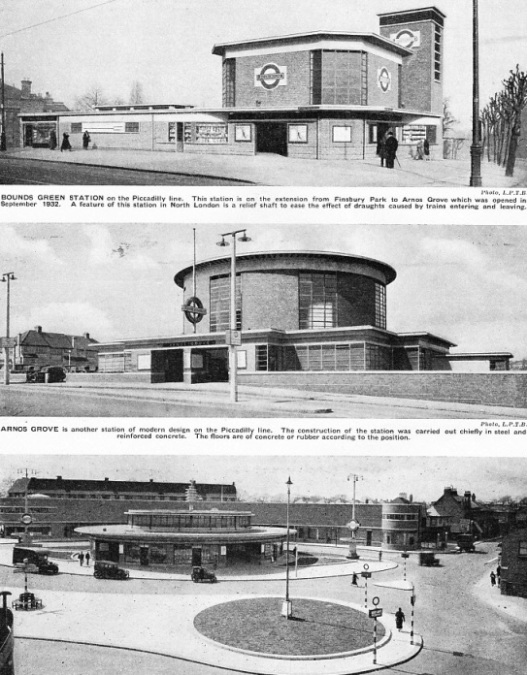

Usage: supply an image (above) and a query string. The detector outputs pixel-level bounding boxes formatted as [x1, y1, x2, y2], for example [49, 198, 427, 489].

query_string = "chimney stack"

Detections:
[21, 79, 32, 97]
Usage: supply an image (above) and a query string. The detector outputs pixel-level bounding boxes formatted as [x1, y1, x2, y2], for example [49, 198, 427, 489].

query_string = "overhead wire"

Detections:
[0, 0, 123, 39]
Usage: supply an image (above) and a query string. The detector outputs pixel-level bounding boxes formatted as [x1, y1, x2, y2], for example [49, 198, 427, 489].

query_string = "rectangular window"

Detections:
[366, 344, 391, 370]
[210, 274, 241, 332]
[168, 122, 176, 142]
[310, 50, 322, 105]
[194, 124, 228, 144]
[288, 124, 308, 144]
[320, 50, 362, 105]
[71, 122, 82, 134]
[256, 345, 268, 371]
[299, 272, 337, 329]
[223, 58, 236, 107]
[374, 283, 386, 329]
[332, 126, 352, 143]
[434, 25, 442, 82]
[125, 122, 140, 133]
[361, 52, 368, 105]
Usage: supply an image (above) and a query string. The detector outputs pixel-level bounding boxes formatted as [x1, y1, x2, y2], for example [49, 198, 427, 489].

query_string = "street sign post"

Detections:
[369, 608, 383, 618]
[369, 607, 383, 664]
[225, 329, 242, 346]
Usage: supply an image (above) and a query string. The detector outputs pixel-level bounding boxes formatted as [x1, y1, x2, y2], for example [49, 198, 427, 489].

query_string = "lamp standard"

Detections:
[216, 229, 251, 403]
[2, 272, 16, 385]
[469, 0, 483, 186]
[1, 53, 6, 151]
[347, 474, 362, 559]
[283, 476, 293, 619]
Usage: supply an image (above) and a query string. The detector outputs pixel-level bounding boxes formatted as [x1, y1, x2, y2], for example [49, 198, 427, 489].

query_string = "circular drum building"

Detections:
[76, 509, 289, 569]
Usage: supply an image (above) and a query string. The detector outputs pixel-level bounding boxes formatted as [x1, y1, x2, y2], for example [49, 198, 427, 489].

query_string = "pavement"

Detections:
[473, 551, 527, 626]
[0, 540, 421, 674]
[8, 376, 527, 418]
[3, 147, 526, 187]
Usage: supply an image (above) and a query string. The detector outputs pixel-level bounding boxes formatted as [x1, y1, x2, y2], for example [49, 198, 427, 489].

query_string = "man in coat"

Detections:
[385, 131, 399, 169]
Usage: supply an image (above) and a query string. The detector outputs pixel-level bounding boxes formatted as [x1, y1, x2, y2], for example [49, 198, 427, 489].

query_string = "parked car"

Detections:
[419, 551, 440, 566]
[12, 546, 59, 575]
[191, 566, 217, 583]
[26, 366, 67, 383]
[93, 561, 129, 580]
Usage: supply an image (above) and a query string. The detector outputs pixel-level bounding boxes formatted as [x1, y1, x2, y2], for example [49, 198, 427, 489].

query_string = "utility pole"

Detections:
[2, 272, 16, 385]
[469, 0, 483, 186]
[0, 53, 6, 151]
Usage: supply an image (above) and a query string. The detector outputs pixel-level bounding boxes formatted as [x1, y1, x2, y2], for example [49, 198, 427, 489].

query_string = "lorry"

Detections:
[12, 546, 59, 575]
[455, 535, 476, 553]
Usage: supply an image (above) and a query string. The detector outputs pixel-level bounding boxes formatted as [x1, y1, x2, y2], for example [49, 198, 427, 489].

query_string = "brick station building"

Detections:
[19, 6, 446, 160]
[93, 250, 512, 384]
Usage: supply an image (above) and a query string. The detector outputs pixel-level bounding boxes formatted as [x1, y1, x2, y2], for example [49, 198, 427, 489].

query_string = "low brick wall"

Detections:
[67, 372, 151, 384]
[239, 372, 527, 409]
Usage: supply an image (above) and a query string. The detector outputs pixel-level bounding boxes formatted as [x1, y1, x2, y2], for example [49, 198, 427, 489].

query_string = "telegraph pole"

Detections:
[1, 53, 6, 151]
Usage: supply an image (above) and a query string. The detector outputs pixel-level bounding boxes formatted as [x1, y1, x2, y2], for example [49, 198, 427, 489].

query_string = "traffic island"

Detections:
[194, 597, 387, 658]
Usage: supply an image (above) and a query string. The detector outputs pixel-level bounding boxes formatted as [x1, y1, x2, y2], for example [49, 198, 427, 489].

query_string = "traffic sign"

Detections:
[372, 596, 380, 606]
[225, 329, 242, 346]
[361, 571, 372, 578]
[369, 608, 383, 618]
[401, 552, 410, 558]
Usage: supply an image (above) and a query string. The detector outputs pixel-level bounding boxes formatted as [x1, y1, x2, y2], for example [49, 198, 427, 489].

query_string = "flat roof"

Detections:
[447, 352, 513, 361]
[174, 250, 397, 288]
[212, 31, 413, 57]
[126, 510, 252, 516]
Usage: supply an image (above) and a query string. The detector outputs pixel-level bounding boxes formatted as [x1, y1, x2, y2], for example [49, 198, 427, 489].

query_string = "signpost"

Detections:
[401, 550, 409, 581]
[361, 563, 371, 608]
[370, 597, 382, 664]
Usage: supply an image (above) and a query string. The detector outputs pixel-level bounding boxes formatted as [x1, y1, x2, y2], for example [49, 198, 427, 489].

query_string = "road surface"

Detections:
[4, 542, 525, 675]
[0, 157, 253, 185]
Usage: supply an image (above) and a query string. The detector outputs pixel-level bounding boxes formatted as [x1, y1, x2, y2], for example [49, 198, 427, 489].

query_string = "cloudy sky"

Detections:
[1, 455, 526, 503]
[2, 0, 526, 128]
[1, 223, 525, 358]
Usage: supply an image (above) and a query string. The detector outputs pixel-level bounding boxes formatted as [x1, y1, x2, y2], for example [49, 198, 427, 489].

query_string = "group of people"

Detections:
[377, 131, 431, 168]
[78, 551, 91, 566]
[48, 130, 91, 151]
[490, 563, 501, 587]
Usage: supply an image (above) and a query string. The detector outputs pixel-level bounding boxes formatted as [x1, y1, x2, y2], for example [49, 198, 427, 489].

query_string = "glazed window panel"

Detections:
[434, 26, 442, 82]
[210, 274, 241, 332]
[299, 272, 337, 329]
[374, 283, 386, 329]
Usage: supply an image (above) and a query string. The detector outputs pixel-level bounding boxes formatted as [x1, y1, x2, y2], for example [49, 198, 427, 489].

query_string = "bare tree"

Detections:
[129, 81, 145, 106]
[74, 84, 109, 111]
[503, 65, 527, 177]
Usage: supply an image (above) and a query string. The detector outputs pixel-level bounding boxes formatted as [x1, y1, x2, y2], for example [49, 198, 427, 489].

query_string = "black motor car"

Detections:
[26, 366, 67, 383]
[93, 561, 129, 580]
[191, 566, 217, 583]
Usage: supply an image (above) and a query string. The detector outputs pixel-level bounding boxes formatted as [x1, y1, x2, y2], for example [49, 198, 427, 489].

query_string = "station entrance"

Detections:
[256, 122, 288, 156]
[150, 349, 184, 383]
[191, 347, 228, 383]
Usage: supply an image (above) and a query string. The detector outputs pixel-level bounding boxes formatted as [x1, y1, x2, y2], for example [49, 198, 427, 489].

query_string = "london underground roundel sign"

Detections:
[255, 63, 287, 90]
[182, 296, 207, 325]
[378, 67, 391, 93]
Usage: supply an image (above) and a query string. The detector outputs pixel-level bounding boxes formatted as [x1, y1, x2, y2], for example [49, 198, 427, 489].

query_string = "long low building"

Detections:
[19, 7, 446, 162]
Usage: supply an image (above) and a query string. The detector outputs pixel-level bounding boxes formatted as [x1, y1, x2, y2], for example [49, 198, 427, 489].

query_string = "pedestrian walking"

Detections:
[395, 607, 405, 631]
[490, 571, 496, 587]
[415, 139, 425, 160]
[85, 551, 91, 567]
[496, 564, 501, 585]
[351, 572, 359, 586]
[384, 131, 398, 169]
[79, 552, 85, 566]
[423, 138, 430, 160]
[82, 130, 91, 150]
[60, 132, 72, 152]
[376, 134, 387, 167]
[49, 129, 57, 150]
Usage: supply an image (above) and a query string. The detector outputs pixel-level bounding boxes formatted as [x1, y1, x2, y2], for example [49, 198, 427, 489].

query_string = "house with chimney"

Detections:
[426, 486, 500, 543]
[2, 326, 99, 373]
[3, 78, 68, 149]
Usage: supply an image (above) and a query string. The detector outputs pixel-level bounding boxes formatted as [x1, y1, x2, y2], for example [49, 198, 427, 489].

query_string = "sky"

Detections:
[0, 223, 526, 358]
[1, 0, 526, 129]
[1, 455, 526, 503]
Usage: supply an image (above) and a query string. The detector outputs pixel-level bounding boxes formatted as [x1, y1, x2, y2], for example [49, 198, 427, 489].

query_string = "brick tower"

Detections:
[378, 7, 446, 116]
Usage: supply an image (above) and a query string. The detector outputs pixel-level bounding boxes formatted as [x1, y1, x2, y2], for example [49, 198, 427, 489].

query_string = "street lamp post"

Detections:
[1, 53, 6, 151]
[469, 0, 483, 187]
[347, 474, 362, 559]
[216, 230, 251, 403]
[282, 476, 293, 618]
[2, 272, 16, 385]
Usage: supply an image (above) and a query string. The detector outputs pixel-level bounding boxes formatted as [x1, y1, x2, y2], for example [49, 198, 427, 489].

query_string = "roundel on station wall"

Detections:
[182, 296, 207, 325]
[377, 67, 391, 93]
[390, 29, 421, 49]
[254, 63, 288, 90]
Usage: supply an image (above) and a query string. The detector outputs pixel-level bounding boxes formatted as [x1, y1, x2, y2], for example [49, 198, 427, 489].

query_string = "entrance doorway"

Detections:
[191, 548, 202, 566]
[140, 546, 149, 567]
[366, 531, 372, 546]
[24, 125, 34, 147]
[191, 347, 228, 383]
[256, 123, 288, 156]
[150, 349, 184, 383]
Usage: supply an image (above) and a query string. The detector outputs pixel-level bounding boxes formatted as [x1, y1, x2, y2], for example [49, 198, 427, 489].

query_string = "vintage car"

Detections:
[26, 365, 67, 383]
[419, 551, 440, 567]
[93, 561, 129, 580]
[191, 566, 217, 583]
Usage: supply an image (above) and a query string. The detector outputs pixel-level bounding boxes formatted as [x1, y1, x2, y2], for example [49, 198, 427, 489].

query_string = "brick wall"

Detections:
[317, 118, 364, 160]
[380, 21, 435, 114]
[367, 54, 400, 108]
[238, 372, 527, 408]
[234, 50, 312, 108]
[501, 528, 527, 598]
[243, 272, 299, 330]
